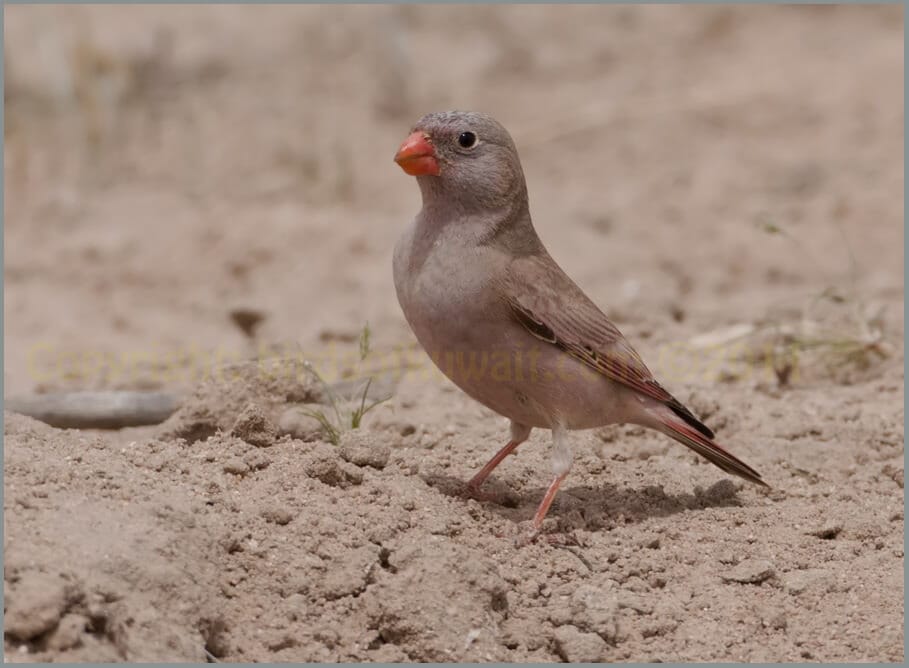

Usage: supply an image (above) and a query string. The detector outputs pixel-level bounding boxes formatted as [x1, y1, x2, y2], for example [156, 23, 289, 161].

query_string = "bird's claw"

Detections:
[513, 522, 581, 548]
[514, 526, 540, 548]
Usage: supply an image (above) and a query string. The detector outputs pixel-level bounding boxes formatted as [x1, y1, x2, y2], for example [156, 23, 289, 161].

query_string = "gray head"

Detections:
[394, 111, 530, 219]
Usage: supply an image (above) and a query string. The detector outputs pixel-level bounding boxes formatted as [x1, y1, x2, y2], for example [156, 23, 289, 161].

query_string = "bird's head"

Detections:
[394, 111, 527, 213]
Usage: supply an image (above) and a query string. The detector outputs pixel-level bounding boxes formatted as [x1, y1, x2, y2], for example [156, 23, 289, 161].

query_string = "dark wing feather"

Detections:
[504, 253, 714, 439]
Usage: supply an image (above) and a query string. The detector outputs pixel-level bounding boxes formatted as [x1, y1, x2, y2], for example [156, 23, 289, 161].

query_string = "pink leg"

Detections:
[466, 422, 531, 492]
[531, 472, 569, 529]
[467, 439, 521, 491]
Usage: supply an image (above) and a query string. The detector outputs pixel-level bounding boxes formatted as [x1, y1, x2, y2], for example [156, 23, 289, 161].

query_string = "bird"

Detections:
[392, 110, 767, 539]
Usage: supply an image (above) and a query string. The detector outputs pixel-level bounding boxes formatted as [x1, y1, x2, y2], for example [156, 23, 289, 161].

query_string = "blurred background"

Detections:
[4, 4, 903, 396]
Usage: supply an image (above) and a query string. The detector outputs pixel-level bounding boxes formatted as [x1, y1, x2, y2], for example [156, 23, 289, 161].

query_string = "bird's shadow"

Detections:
[423, 472, 745, 533]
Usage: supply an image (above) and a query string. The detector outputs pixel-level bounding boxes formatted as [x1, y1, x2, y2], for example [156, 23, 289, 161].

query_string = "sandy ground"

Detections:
[3, 4, 904, 662]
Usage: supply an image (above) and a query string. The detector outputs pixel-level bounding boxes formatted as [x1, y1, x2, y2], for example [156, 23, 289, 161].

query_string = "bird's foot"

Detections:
[514, 526, 540, 548]
[513, 521, 581, 548]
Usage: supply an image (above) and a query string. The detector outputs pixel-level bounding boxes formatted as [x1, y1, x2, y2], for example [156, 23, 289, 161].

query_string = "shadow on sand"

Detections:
[422, 471, 745, 533]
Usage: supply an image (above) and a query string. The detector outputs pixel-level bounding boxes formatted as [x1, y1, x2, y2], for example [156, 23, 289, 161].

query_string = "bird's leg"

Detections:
[465, 421, 531, 499]
[519, 422, 573, 544]
[466, 440, 520, 491]
[531, 471, 570, 529]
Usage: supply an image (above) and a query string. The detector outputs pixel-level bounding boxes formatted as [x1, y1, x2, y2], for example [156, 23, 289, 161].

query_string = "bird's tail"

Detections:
[655, 414, 768, 487]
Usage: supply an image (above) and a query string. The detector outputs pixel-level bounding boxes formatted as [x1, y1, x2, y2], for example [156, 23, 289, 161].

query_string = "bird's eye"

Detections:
[457, 131, 478, 149]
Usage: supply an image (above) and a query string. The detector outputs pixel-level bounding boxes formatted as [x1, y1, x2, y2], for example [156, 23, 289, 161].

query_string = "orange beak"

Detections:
[394, 131, 441, 176]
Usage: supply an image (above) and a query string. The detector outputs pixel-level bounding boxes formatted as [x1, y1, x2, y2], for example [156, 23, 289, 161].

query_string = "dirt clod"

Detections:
[157, 359, 321, 444]
[4, 573, 73, 641]
[261, 506, 294, 525]
[567, 582, 620, 642]
[304, 443, 363, 487]
[339, 430, 390, 469]
[230, 403, 279, 448]
[553, 625, 608, 662]
[722, 559, 776, 585]
[223, 457, 249, 475]
[783, 568, 833, 595]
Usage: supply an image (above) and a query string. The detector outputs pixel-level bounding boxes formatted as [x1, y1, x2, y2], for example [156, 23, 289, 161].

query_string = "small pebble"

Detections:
[223, 458, 249, 475]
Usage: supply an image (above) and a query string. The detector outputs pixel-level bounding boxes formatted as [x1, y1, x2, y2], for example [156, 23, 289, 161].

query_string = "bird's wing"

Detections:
[502, 252, 714, 439]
